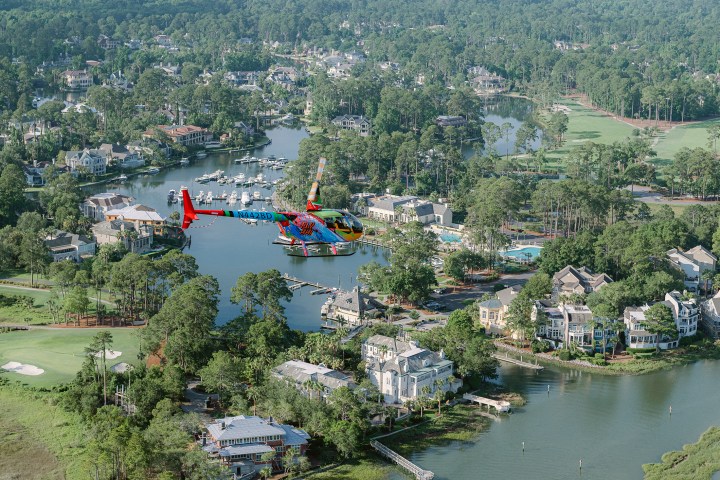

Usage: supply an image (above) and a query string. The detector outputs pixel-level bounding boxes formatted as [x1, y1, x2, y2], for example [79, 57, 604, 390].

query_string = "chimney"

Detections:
[220, 421, 225, 429]
[202, 436, 206, 446]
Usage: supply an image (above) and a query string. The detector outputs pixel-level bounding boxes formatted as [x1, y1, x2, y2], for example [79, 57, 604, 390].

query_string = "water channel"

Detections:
[86, 99, 718, 478]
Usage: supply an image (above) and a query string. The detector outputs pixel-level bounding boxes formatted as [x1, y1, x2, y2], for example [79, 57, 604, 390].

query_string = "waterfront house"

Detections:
[65, 149, 107, 176]
[44, 230, 95, 262]
[325, 286, 384, 325]
[702, 291, 720, 338]
[560, 304, 594, 348]
[667, 246, 716, 292]
[532, 301, 613, 351]
[552, 265, 613, 302]
[623, 305, 679, 350]
[477, 286, 519, 334]
[143, 124, 211, 147]
[104, 204, 166, 235]
[331, 115, 371, 136]
[201, 415, 310, 477]
[531, 300, 564, 342]
[664, 291, 699, 338]
[467, 66, 507, 95]
[81, 192, 134, 221]
[61, 70, 92, 90]
[98, 143, 145, 169]
[23, 161, 55, 186]
[91, 220, 153, 254]
[272, 360, 355, 400]
[362, 335, 460, 404]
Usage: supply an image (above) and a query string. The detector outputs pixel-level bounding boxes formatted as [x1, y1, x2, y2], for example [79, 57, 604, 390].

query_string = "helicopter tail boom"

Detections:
[181, 188, 199, 229]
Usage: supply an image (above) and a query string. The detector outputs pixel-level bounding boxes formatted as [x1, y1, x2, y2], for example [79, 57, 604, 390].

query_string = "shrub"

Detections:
[409, 310, 420, 320]
[627, 347, 657, 355]
[679, 333, 703, 347]
[531, 339, 552, 353]
[558, 349, 573, 361]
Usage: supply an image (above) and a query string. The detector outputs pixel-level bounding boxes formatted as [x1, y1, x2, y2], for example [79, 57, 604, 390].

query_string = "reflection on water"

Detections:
[86, 126, 389, 331]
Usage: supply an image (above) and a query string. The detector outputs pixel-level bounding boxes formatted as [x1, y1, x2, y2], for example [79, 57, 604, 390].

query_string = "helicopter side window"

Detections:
[325, 219, 337, 229]
[336, 217, 351, 230]
[350, 217, 363, 233]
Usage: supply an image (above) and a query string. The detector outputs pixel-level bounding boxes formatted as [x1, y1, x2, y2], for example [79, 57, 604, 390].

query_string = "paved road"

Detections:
[432, 271, 536, 311]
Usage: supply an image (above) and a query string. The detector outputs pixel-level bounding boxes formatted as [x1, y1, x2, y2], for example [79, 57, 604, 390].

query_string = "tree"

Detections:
[65, 285, 90, 326]
[16, 212, 50, 287]
[198, 351, 244, 406]
[505, 296, 536, 345]
[644, 303, 677, 352]
[0, 164, 26, 227]
[87, 331, 113, 405]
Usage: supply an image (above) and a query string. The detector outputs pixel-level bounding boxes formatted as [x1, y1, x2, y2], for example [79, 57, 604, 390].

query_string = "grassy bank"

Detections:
[643, 426, 720, 479]
[0, 386, 89, 479]
[0, 327, 141, 387]
[302, 458, 399, 480]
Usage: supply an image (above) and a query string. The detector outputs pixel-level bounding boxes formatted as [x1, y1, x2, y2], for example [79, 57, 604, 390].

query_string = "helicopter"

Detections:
[180, 157, 364, 256]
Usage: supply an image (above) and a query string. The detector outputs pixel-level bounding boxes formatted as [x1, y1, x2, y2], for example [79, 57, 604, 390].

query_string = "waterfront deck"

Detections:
[281, 273, 333, 291]
[492, 352, 544, 370]
[463, 393, 511, 413]
[370, 440, 434, 480]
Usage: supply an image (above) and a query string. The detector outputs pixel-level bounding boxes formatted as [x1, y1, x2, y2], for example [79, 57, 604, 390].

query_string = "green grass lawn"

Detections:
[652, 118, 720, 168]
[0, 328, 142, 387]
[0, 387, 89, 480]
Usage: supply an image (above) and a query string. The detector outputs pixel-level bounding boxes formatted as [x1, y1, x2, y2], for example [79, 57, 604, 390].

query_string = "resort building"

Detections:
[667, 246, 717, 292]
[44, 230, 96, 262]
[272, 360, 355, 400]
[362, 335, 460, 404]
[143, 124, 211, 147]
[104, 204, 166, 235]
[201, 416, 310, 477]
[81, 193, 134, 222]
[551, 265, 613, 302]
[366, 194, 453, 226]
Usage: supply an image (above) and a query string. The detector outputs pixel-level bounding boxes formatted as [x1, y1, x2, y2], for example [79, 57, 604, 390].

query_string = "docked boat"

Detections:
[118, 174, 128, 182]
[167, 189, 177, 202]
[205, 191, 214, 204]
[147, 167, 160, 174]
[196, 151, 207, 158]
[253, 191, 261, 200]
[233, 173, 246, 186]
[219, 191, 228, 200]
[270, 163, 284, 170]
[180, 157, 190, 165]
[228, 191, 238, 203]
[241, 191, 252, 205]
[195, 191, 205, 202]
[256, 173, 264, 183]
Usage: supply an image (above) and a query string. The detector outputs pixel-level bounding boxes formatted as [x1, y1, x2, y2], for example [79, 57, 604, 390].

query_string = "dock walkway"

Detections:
[281, 273, 332, 291]
[370, 440, 434, 480]
[462, 394, 511, 413]
[492, 352, 544, 370]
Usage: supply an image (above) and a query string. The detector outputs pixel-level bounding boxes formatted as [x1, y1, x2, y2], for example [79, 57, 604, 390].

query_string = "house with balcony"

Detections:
[91, 220, 153, 254]
[552, 265, 613, 302]
[477, 286, 519, 334]
[61, 70, 92, 90]
[664, 290, 698, 338]
[702, 290, 720, 339]
[362, 335, 460, 404]
[66, 149, 107, 176]
[44, 230, 95, 262]
[98, 143, 145, 169]
[667, 246, 717, 292]
[201, 416, 310, 477]
[366, 194, 453, 226]
[324, 286, 384, 325]
[331, 115, 371, 136]
[532, 301, 613, 351]
[81, 192, 134, 221]
[623, 291, 697, 350]
[104, 204, 166, 235]
[436, 115, 467, 127]
[143, 124, 211, 147]
[272, 360, 355, 400]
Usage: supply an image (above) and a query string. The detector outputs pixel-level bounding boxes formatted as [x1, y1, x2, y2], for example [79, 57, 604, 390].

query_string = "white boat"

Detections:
[270, 163, 284, 170]
[241, 191, 252, 205]
[253, 191, 261, 200]
[233, 173, 246, 186]
[196, 151, 207, 158]
[195, 191, 205, 202]
[234, 157, 244, 164]
[256, 173, 264, 182]
[205, 191, 213, 203]
[228, 191, 238, 203]
[195, 175, 209, 183]
[118, 174, 128, 182]
[204, 141, 221, 149]
[219, 191, 228, 200]
[167, 189, 177, 202]
[147, 167, 160, 174]
[180, 157, 190, 165]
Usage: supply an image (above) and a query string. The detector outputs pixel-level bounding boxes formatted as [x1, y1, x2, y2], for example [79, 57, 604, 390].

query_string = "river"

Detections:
[87, 125, 389, 331]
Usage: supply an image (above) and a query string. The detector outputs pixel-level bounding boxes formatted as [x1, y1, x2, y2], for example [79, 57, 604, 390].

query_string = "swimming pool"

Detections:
[502, 245, 543, 260]
[439, 232, 462, 243]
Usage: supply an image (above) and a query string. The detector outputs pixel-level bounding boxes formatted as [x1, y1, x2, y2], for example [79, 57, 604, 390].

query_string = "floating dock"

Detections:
[463, 393, 511, 413]
[492, 352, 544, 370]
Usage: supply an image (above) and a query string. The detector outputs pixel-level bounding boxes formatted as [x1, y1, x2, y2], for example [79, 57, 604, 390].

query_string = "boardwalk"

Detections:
[492, 352, 544, 370]
[370, 440, 434, 480]
[281, 273, 333, 291]
[463, 393, 511, 413]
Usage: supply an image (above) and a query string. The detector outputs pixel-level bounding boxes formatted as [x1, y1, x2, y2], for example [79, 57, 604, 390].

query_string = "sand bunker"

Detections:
[94, 349, 122, 360]
[110, 362, 131, 373]
[2, 361, 45, 376]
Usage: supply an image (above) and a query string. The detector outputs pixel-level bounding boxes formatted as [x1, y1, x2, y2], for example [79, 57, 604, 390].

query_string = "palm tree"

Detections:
[246, 385, 259, 415]
[433, 378, 446, 415]
[701, 269, 715, 298]
[420, 386, 432, 417]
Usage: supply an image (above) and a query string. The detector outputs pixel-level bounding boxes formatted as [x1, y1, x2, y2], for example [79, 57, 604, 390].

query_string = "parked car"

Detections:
[433, 288, 447, 294]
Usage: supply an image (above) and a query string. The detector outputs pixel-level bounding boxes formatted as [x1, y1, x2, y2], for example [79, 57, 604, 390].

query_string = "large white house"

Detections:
[702, 291, 720, 338]
[667, 246, 717, 292]
[272, 360, 355, 399]
[44, 230, 96, 262]
[362, 335, 460, 404]
[365, 194, 453, 226]
[623, 291, 698, 350]
[66, 149, 107, 176]
[81, 192, 134, 221]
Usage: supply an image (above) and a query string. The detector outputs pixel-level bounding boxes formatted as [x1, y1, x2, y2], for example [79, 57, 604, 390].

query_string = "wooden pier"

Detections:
[463, 393, 511, 413]
[492, 352, 544, 370]
[282, 273, 332, 292]
[370, 440, 434, 480]
[357, 237, 388, 249]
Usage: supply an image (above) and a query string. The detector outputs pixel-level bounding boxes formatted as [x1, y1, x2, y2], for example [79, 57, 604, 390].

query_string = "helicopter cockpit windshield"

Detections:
[331, 212, 364, 234]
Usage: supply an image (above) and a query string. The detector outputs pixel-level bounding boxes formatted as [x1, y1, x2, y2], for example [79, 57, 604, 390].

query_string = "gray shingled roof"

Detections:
[207, 416, 285, 442]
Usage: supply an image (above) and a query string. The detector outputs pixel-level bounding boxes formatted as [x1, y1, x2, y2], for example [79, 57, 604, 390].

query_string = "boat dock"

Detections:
[282, 273, 333, 292]
[463, 393, 511, 413]
[492, 352, 544, 370]
[370, 440, 434, 480]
